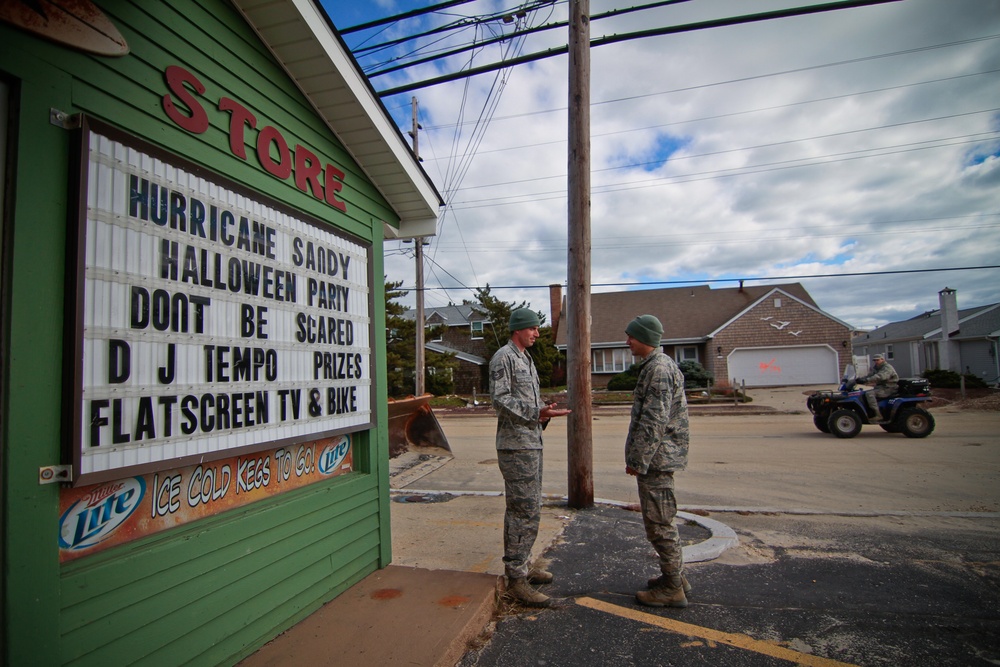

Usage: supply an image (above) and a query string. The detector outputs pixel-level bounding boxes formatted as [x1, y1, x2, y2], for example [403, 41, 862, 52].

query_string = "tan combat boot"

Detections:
[646, 573, 691, 594]
[527, 566, 554, 585]
[636, 576, 688, 608]
[505, 577, 551, 608]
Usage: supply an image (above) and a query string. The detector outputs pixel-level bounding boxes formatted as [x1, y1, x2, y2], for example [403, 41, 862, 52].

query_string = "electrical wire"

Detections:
[417, 37, 1000, 132]
[418, 69, 1000, 160]
[450, 109, 1000, 193]
[396, 265, 1000, 293]
[376, 0, 906, 96]
[444, 132, 1000, 209]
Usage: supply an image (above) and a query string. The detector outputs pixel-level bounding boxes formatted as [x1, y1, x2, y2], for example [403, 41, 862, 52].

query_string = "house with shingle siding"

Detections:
[552, 283, 853, 388]
[852, 288, 1000, 384]
[404, 304, 494, 393]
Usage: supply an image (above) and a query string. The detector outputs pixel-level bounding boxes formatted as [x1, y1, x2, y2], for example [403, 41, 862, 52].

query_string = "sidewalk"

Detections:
[239, 388, 806, 667]
[238, 497, 731, 667]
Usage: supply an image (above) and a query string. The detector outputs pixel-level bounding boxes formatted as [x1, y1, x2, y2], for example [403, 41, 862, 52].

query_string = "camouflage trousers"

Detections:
[637, 470, 684, 577]
[497, 449, 543, 579]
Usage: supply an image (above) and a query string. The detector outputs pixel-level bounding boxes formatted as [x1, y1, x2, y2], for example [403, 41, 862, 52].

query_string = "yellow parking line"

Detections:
[576, 597, 858, 667]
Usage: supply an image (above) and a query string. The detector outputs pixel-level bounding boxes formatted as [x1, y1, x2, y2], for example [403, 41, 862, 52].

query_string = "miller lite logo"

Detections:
[59, 478, 146, 551]
[317, 436, 350, 475]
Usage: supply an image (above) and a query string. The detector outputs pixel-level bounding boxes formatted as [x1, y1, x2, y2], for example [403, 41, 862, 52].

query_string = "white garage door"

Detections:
[728, 345, 839, 387]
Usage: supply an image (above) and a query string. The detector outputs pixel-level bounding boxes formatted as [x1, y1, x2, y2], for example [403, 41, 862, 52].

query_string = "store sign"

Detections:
[58, 435, 353, 562]
[161, 65, 349, 213]
[67, 118, 373, 486]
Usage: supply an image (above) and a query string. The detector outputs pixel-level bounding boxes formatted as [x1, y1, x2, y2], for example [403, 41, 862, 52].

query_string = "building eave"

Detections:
[231, 0, 443, 240]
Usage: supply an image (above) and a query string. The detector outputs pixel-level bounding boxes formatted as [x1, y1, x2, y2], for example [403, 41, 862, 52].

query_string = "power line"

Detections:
[360, 0, 693, 77]
[377, 0, 904, 96]
[339, 0, 480, 34]
[398, 265, 1000, 292]
[390, 213, 1000, 254]
[415, 37, 999, 132]
[417, 68, 1000, 155]
[450, 109, 1000, 193]
[445, 133, 1000, 209]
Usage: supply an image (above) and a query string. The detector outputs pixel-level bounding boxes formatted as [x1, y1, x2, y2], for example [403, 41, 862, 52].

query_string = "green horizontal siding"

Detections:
[1, 0, 395, 664]
[95, 0, 397, 233]
[60, 475, 381, 665]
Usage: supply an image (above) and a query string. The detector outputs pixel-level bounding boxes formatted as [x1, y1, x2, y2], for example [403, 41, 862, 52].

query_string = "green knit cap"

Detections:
[625, 314, 663, 347]
[508, 308, 541, 332]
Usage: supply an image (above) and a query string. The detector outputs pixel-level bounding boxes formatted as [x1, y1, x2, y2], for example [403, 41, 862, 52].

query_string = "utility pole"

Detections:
[409, 96, 426, 395]
[566, 0, 593, 509]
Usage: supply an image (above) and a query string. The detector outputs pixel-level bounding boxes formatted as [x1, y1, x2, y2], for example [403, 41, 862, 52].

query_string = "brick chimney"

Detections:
[938, 287, 960, 372]
[549, 284, 563, 339]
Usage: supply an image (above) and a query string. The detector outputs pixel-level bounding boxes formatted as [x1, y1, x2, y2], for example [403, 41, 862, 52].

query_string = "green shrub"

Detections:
[607, 364, 640, 391]
[607, 359, 716, 391]
[921, 369, 988, 389]
[678, 361, 713, 387]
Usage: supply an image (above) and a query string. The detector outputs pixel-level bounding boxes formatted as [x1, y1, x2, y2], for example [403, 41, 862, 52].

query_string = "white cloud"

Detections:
[353, 0, 1000, 329]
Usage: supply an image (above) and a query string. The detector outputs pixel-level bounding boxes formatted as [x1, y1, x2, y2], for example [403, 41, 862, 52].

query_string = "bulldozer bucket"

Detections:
[386, 395, 452, 459]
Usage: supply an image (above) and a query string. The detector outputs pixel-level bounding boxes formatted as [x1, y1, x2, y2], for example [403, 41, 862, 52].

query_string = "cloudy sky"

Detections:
[326, 0, 1000, 330]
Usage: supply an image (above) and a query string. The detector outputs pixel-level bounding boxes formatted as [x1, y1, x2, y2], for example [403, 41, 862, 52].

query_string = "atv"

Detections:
[807, 365, 935, 439]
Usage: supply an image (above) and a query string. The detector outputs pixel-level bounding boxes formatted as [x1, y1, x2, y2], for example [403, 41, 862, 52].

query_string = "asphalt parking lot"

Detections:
[391, 389, 1000, 666]
[457, 507, 999, 666]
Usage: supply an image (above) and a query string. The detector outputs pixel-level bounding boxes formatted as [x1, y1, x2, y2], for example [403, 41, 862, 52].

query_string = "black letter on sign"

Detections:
[131, 287, 150, 329]
[109, 339, 131, 384]
[158, 343, 176, 384]
[90, 399, 109, 447]
[240, 303, 255, 338]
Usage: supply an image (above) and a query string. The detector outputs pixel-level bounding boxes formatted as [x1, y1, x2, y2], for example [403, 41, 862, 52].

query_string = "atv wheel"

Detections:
[898, 408, 935, 438]
[813, 414, 831, 433]
[828, 409, 862, 438]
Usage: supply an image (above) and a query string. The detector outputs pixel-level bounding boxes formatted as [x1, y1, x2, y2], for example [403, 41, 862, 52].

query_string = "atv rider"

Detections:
[858, 354, 899, 421]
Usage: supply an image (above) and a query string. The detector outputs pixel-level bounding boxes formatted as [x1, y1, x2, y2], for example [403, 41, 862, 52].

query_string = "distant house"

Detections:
[852, 288, 1000, 385]
[403, 304, 494, 393]
[552, 283, 853, 388]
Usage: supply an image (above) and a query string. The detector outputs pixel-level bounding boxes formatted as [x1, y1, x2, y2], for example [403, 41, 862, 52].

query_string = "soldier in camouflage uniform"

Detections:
[858, 353, 898, 420]
[489, 308, 570, 607]
[623, 314, 692, 608]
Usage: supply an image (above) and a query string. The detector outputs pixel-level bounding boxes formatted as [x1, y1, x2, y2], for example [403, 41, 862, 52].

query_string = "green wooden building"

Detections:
[0, 1, 441, 664]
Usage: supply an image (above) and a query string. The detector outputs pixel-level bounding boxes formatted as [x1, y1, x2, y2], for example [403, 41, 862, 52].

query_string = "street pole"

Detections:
[566, 0, 593, 508]
[409, 96, 426, 396]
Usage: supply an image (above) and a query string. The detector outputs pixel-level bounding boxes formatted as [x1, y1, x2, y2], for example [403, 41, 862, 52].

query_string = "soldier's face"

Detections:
[626, 334, 647, 356]
[512, 326, 540, 349]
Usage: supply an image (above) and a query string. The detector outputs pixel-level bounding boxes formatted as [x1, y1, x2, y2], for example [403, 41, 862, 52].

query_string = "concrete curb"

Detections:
[391, 490, 740, 563]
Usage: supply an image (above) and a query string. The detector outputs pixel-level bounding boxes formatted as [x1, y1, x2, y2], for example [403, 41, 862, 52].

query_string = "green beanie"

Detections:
[625, 314, 663, 347]
[508, 308, 541, 332]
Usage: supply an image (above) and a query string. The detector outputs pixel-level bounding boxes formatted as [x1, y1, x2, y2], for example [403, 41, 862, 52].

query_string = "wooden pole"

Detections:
[410, 96, 426, 396]
[566, 0, 593, 509]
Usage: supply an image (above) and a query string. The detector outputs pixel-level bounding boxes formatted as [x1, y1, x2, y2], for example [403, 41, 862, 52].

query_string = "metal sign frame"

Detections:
[65, 116, 375, 487]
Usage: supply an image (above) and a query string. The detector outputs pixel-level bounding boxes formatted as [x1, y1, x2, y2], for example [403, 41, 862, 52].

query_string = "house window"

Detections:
[428, 366, 453, 381]
[614, 348, 633, 372]
[886, 344, 894, 361]
[592, 350, 603, 373]
[924, 342, 939, 370]
[774, 298, 782, 308]
[592, 348, 637, 373]
[677, 346, 698, 363]
[471, 321, 483, 340]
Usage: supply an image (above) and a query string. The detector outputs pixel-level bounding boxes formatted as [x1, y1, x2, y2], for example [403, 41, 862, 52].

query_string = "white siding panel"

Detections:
[728, 345, 839, 387]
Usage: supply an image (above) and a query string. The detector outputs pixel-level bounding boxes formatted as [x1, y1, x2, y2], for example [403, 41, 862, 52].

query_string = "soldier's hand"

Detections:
[540, 403, 571, 420]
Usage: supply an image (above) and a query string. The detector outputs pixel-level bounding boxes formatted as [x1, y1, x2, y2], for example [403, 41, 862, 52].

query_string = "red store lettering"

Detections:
[162, 65, 348, 213]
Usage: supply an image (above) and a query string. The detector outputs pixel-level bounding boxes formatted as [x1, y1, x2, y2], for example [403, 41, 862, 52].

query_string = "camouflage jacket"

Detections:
[489, 340, 544, 451]
[861, 362, 899, 397]
[625, 350, 690, 475]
